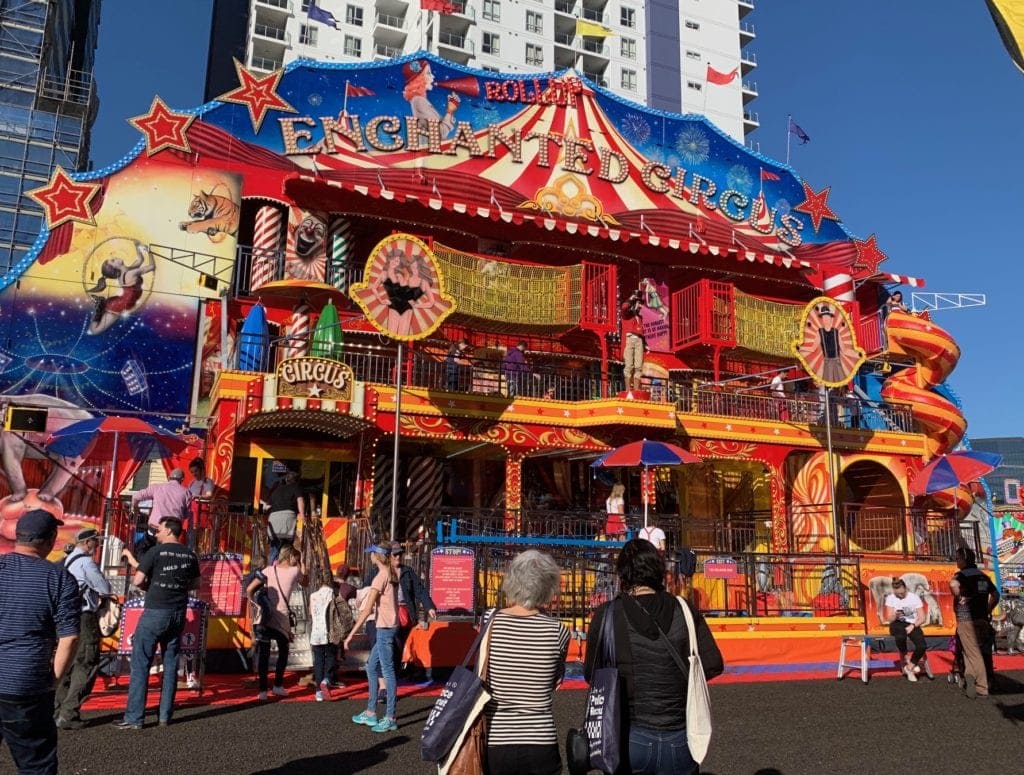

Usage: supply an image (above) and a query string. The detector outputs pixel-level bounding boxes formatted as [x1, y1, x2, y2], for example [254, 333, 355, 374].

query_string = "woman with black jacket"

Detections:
[584, 539, 724, 775]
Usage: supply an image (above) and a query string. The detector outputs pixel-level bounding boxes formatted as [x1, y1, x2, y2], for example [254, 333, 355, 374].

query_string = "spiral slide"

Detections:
[880, 310, 966, 459]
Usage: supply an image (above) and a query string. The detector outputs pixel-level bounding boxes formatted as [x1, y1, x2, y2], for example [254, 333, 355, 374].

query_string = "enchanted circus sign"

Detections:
[276, 357, 354, 400]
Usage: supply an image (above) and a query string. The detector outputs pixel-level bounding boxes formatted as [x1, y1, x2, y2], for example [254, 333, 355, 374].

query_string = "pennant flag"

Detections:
[760, 169, 781, 181]
[576, 19, 616, 37]
[788, 117, 810, 144]
[986, 0, 1024, 73]
[706, 64, 739, 85]
[345, 83, 375, 97]
[307, 2, 340, 28]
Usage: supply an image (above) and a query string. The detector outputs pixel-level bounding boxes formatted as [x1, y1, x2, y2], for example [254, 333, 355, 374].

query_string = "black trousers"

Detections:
[0, 690, 57, 774]
[486, 743, 561, 775]
[256, 627, 290, 691]
[890, 620, 927, 664]
[55, 611, 100, 722]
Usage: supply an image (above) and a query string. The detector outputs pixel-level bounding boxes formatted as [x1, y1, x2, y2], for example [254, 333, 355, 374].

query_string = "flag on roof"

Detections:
[760, 169, 781, 181]
[706, 64, 739, 85]
[986, 0, 1024, 73]
[307, 3, 340, 28]
[576, 19, 615, 37]
[345, 83, 375, 97]
[788, 117, 810, 144]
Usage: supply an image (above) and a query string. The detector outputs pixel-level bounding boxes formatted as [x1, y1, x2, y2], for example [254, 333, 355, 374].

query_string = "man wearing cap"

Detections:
[116, 516, 200, 729]
[54, 527, 112, 730]
[131, 468, 193, 532]
[0, 509, 80, 773]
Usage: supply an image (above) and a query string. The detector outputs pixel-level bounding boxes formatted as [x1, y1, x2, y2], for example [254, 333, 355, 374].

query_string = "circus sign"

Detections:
[791, 296, 866, 388]
[277, 357, 354, 400]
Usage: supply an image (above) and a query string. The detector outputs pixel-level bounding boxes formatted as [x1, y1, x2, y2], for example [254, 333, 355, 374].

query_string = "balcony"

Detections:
[374, 43, 402, 59]
[253, 22, 288, 43]
[581, 8, 605, 23]
[741, 79, 758, 103]
[581, 70, 608, 87]
[554, 32, 575, 47]
[739, 21, 756, 43]
[743, 110, 760, 129]
[438, 31, 474, 55]
[256, 0, 290, 8]
[738, 0, 755, 18]
[554, 0, 576, 15]
[580, 39, 608, 57]
[250, 55, 283, 72]
[255, 0, 291, 19]
[740, 48, 757, 74]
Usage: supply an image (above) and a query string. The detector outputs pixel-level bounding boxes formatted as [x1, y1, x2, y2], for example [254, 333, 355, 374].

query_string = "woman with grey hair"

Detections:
[484, 550, 570, 775]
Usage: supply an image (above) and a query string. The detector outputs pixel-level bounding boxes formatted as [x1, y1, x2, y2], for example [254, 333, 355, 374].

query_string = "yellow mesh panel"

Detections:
[432, 242, 581, 327]
[734, 291, 802, 358]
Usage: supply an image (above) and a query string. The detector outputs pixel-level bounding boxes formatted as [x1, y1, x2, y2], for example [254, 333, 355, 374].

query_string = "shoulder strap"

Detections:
[460, 608, 496, 670]
[64, 553, 89, 570]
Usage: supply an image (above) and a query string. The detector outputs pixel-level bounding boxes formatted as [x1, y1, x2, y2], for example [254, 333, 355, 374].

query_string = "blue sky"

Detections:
[90, 1, 1023, 440]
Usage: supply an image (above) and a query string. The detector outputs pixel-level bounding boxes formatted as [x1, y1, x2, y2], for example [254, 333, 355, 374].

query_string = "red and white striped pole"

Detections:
[285, 301, 311, 359]
[250, 205, 281, 292]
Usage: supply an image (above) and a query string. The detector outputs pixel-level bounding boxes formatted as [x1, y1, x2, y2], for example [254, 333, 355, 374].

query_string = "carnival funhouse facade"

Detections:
[0, 54, 987, 666]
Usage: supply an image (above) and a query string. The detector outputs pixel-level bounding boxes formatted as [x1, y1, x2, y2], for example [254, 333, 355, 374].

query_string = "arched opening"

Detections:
[838, 460, 904, 551]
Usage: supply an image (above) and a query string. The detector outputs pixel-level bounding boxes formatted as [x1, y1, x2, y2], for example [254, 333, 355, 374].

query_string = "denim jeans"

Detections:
[0, 690, 57, 774]
[311, 644, 336, 686]
[124, 607, 185, 725]
[628, 725, 698, 775]
[365, 625, 397, 718]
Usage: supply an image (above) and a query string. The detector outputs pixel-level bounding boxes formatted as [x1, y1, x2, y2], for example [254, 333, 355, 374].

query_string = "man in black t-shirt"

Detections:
[261, 470, 305, 564]
[950, 547, 999, 698]
[116, 517, 200, 729]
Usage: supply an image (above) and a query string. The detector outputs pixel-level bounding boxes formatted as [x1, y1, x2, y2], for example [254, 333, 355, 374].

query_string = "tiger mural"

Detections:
[179, 190, 240, 241]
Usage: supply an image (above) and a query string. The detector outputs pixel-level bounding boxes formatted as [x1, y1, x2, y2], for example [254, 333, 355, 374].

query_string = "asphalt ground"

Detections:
[31, 665, 1024, 775]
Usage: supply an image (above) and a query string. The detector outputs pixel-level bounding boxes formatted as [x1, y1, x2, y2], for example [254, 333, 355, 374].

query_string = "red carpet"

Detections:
[84, 652, 1023, 712]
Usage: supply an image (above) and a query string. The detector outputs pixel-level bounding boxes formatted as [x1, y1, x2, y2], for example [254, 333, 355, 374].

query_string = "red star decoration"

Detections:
[793, 182, 839, 233]
[217, 59, 296, 132]
[27, 168, 101, 229]
[128, 96, 195, 156]
[852, 234, 887, 275]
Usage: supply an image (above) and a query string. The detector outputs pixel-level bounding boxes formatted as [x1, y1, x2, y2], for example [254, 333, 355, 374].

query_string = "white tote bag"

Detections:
[676, 596, 712, 763]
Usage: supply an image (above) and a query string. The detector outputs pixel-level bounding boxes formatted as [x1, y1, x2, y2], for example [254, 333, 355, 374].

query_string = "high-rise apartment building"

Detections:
[205, 0, 757, 142]
[0, 0, 101, 273]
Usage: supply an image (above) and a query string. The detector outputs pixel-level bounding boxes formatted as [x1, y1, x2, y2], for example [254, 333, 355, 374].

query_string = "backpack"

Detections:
[65, 553, 122, 636]
[242, 568, 270, 627]
[327, 592, 355, 644]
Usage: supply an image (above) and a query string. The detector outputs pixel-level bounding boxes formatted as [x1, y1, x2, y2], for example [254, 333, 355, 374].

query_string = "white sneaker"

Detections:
[257, 691, 268, 701]
[903, 665, 918, 682]
[185, 674, 199, 690]
[272, 685, 288, 697]
[314, 690, 324, 702]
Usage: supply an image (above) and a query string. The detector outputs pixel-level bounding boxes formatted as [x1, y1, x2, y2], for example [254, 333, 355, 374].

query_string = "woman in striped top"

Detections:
[484, 550, 570, 775]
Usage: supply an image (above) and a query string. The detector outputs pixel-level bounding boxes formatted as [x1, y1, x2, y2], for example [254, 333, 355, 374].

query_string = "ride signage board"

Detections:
[429, 546, 475, 615]
[276, 357, 353, 400]
[703, 558, 739, 579]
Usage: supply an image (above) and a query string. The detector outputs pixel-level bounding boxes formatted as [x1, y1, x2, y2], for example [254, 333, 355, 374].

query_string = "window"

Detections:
[299, 24, 317, 46]
[482, 65, 500, 73]
[526, 10, 542, 34]
[687, 80, 702, 91]
[525, 43, 543, 67]
[482, 33, 500, 55]
[685, 49, 701, 60]
[301, 0, 310, 10]
[482, 0, 500, 22]
[621, 38, 636, 60]
[346, 5, 363, 25]
[621, 7, 635, 28]
[344, 35, 362, 57]
[685, 20, 700, 30]
[621, 69, 637, 91]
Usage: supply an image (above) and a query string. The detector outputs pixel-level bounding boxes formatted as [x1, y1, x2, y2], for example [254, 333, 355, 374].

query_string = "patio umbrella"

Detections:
[47, 416, 188, 499]
[909, 450, 1003, 496]
[592, 439, 702, 527]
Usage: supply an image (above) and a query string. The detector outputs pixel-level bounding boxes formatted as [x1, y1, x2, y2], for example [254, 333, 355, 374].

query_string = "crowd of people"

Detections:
[0, 500, 1009, 774]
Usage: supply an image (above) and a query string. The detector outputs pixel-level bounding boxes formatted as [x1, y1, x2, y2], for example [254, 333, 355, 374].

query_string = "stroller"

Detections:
[946, 634, 964, 686]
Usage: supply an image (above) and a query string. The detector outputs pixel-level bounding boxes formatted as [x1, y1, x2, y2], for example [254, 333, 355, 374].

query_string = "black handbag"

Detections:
[421, 610, 495, 763]
[567, 602, 621, 775]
